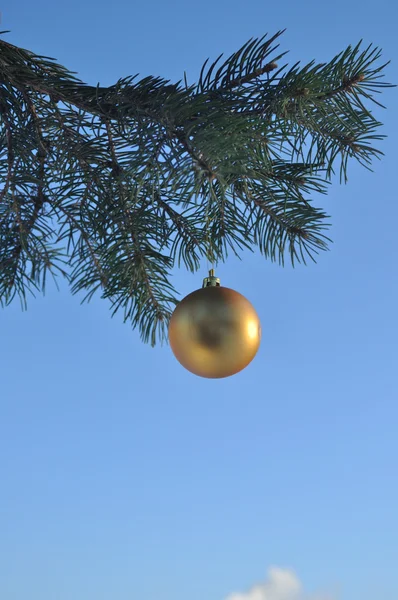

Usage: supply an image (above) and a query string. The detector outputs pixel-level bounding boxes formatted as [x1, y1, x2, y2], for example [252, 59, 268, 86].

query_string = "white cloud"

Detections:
[225, 567, 334, 600]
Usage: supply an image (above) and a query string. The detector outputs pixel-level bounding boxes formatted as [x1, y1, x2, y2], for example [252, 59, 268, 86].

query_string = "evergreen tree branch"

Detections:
[0, 92, 15, 202]
[0, 30, 394, 343]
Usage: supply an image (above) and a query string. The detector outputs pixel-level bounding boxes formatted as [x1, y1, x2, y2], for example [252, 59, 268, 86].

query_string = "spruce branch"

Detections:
[0, 30, 394, 344]
[0, 92, 15, 202]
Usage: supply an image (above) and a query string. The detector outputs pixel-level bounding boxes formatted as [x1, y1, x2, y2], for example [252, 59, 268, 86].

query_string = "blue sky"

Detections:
[1, 2, 397, 600]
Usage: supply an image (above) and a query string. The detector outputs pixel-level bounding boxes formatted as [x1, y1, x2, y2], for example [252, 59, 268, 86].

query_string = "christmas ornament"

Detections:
[168, 270, 261, 378]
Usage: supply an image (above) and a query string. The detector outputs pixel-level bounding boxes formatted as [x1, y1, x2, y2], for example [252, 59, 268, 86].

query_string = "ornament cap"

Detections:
[202, 268, 220, 288]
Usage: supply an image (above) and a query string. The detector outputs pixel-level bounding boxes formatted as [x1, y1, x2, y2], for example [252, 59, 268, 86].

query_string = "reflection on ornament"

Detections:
[168, 270, 261, 378]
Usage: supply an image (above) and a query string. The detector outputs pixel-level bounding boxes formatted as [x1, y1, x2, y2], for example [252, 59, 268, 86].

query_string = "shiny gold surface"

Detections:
[168, 285, 261, 378]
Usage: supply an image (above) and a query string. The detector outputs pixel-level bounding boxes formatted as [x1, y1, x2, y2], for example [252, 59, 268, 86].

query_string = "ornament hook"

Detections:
[202, 268, 220, 288]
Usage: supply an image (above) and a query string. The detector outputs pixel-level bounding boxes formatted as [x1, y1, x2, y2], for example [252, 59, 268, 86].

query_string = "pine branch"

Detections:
[197, 30, 287, 92]
[315, 71, 365, 100]
[0, 93, 15, 202]
[0, 30, 394, 344]
[52, 200, 108, 288]
[0, 86, 52, 293]
[223, 61, 279, 90]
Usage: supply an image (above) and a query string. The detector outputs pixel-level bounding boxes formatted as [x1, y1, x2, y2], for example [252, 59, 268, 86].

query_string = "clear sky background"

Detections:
[1, 2, 397, 600]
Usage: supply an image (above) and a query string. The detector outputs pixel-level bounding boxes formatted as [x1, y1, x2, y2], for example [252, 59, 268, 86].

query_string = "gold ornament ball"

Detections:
[168, 273, 261, 378]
